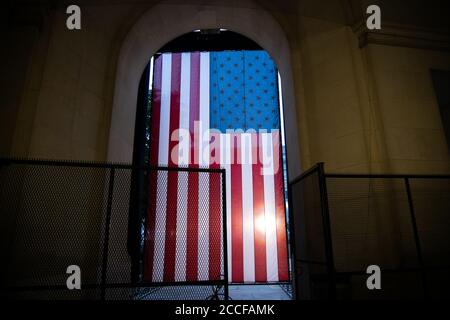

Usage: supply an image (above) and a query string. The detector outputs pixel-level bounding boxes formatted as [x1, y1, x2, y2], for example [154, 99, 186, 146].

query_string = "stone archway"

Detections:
[107, 0, 301, 177]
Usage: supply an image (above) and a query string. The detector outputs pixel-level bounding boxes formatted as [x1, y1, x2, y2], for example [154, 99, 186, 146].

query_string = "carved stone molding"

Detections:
[353, 21, 450, 51]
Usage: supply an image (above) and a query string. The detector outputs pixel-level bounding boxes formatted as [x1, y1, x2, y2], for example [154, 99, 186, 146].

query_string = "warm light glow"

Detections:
[254, 213, 276, 235]
[255, 214, 266, 233]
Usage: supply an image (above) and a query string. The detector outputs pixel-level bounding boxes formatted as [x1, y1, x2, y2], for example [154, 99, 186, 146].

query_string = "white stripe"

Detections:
[175, 52, 190, 281]
[221, 133, 232, 281]
[262, 133, 279, 282]
[153, 171, 168, 281]
[158, 53, 172, 166]
[198, 52, 210, 280]
[152, 53, 172, 281]
[179, 52, 191, 163]
[199, 52, 210, 167]
[241, 133, 255, 282]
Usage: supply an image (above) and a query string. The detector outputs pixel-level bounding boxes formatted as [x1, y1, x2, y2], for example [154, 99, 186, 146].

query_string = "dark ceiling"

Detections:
[157, 30, 262, 53]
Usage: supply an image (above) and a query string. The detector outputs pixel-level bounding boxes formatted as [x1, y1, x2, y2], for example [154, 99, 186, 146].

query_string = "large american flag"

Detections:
[143, 50, 289, 283]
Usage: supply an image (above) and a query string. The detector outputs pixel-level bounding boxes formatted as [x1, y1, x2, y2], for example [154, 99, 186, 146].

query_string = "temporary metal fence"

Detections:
[3, 158, 448, 300]
[289, 163, 450, 299]
[0, 158, 228, 300]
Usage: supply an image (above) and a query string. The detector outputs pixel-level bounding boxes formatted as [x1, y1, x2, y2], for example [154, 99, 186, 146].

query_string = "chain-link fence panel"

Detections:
[288, 164, 333, 300]
[0, 159, 227, 300]
[289, 165, 450, 300]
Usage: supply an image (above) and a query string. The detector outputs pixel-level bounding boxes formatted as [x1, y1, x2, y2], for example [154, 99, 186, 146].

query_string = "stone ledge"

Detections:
[352, 21, 450, 51]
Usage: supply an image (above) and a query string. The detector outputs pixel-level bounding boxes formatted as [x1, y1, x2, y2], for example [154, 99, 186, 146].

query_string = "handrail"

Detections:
[288, 162, 322, 186]
[325, 173, 450, 179]
[0, 157, 224, 173]
[288, 162, 450, 184]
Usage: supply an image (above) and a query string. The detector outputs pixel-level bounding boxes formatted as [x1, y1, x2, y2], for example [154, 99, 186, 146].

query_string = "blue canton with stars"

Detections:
[210, 50, 280, 132]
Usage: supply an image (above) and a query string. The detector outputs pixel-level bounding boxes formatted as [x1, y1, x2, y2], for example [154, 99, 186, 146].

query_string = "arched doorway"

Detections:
[107, 0, 301, 300]
[107, 0, 301, 178]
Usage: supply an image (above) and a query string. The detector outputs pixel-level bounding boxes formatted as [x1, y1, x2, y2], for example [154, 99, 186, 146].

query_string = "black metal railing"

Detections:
[289, 163, 450, 299]
[0, 158, 228, 300]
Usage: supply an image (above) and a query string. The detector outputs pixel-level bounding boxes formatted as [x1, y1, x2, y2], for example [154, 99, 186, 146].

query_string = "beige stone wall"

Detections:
[4, 3, 142, 161]
[0, 26, 39, 158]
[296, 16, 373, 173]
[293, 17, 450, 174]
[366, 44, 450, 174]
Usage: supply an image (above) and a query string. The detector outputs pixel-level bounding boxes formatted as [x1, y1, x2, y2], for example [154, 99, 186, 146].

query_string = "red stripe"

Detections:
[185, 52, 200, 281]
[231, 134, 244, 282]
[163, 53, 181, 282]
[209, 133, 221, 280]
[252, 133, 267, 282]
[144, 55, 162, 281]
[273, 132, 289, 281]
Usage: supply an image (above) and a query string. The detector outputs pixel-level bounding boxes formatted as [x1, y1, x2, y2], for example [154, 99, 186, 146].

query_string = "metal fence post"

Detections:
[317, 163, 336, 300]
[101, 167, 115, 300]
[404, 177, 427, 298]
[221, 169, 229, 300]
[287, 180, 299, 300]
